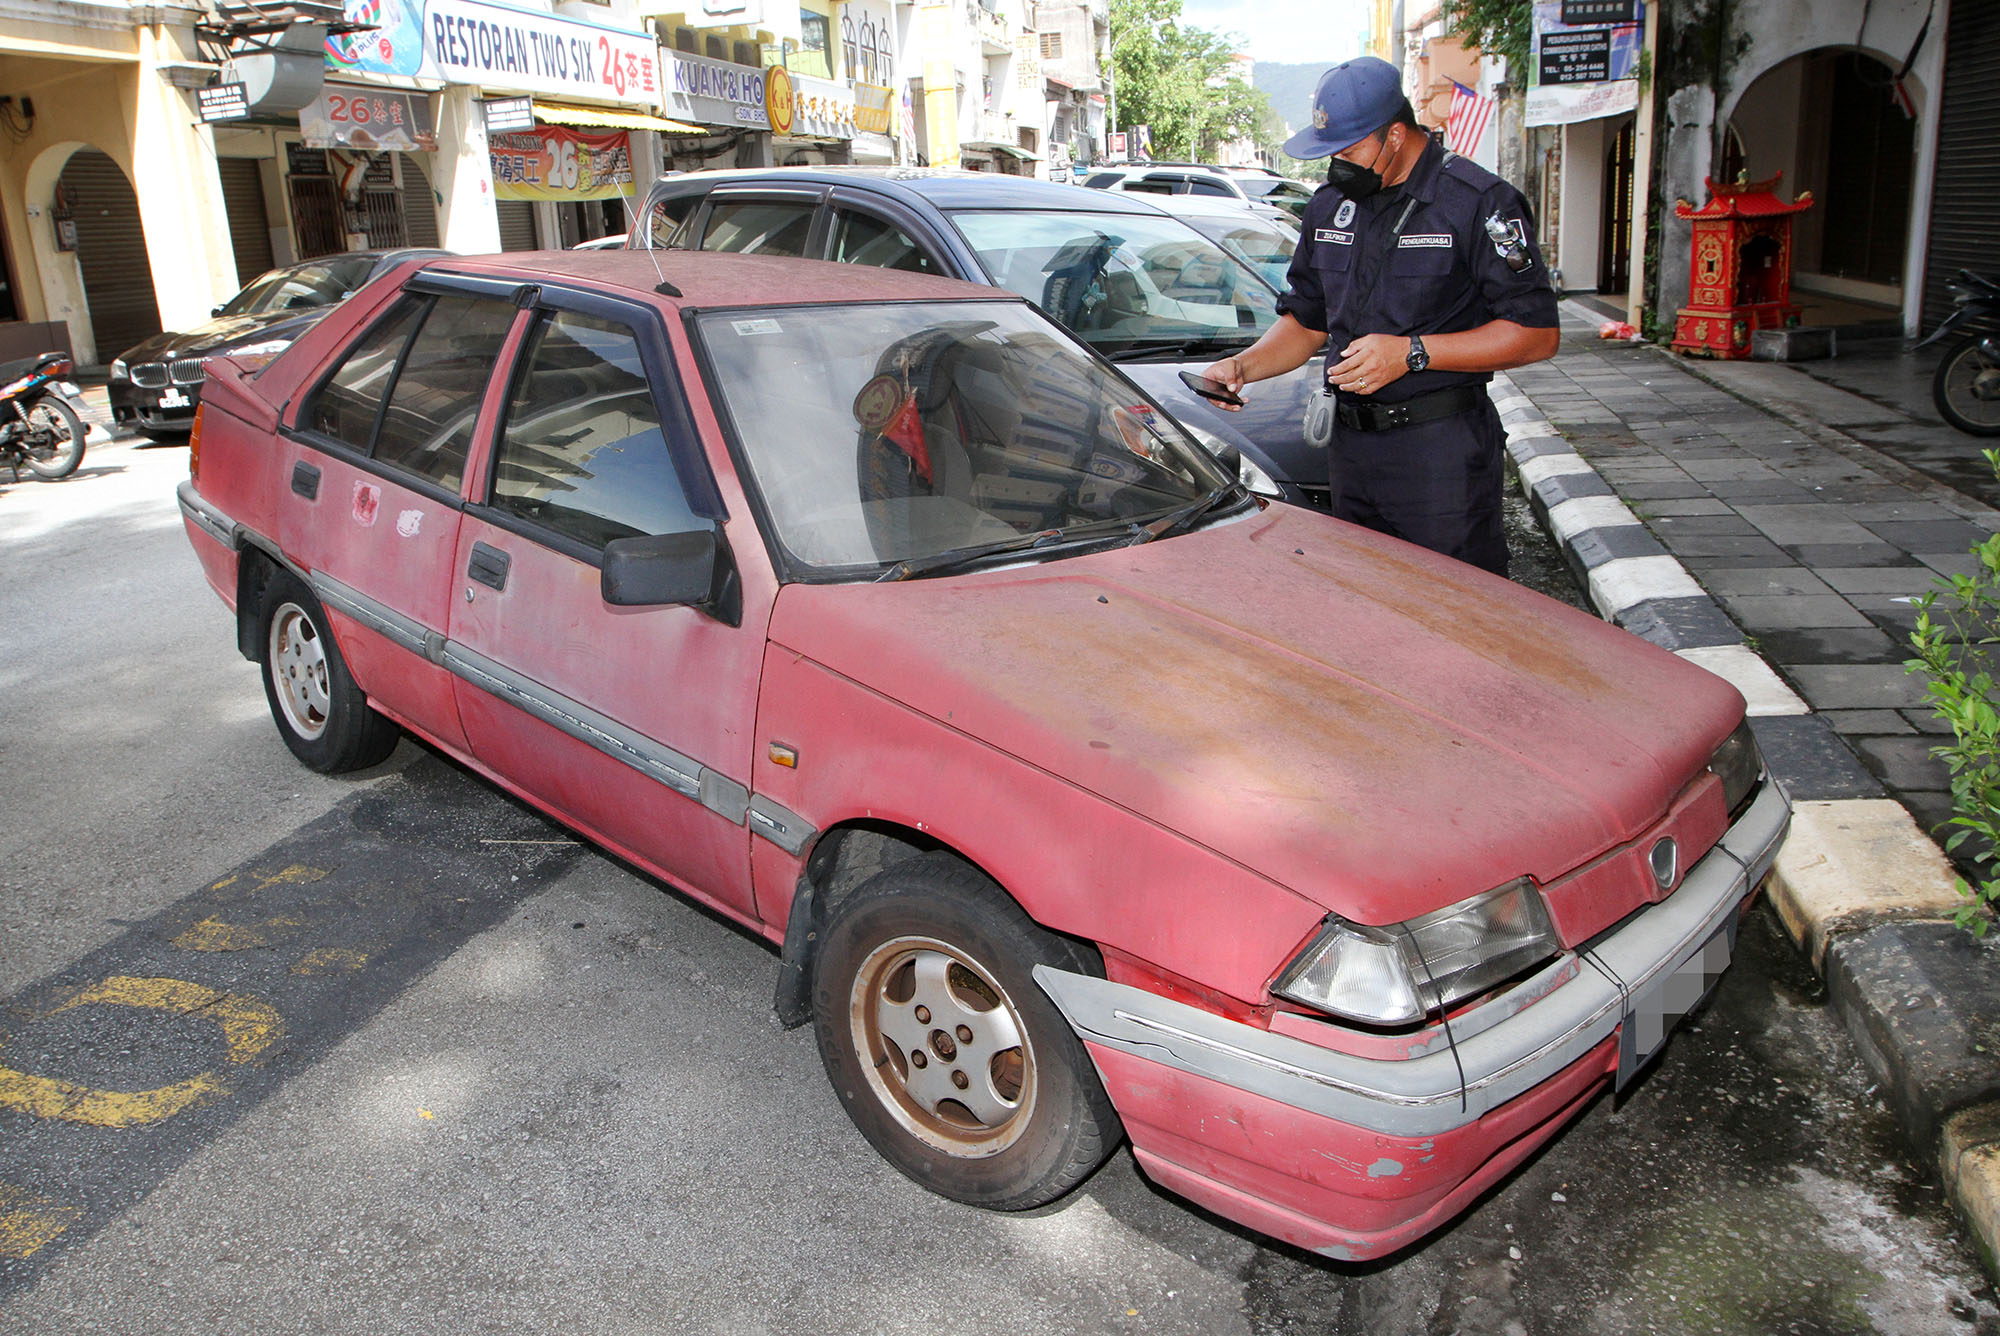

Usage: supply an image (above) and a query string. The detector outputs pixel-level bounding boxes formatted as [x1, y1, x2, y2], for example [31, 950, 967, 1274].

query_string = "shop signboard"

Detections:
[664, 50, 771, 129]
[790, 73, 860, 139]
[490, 125, 634, 201]
[1526, 0, 1643, 126]
[326, 0, 662, 109]
[301, 82, 438, 151]
[853, 83, 895, 136]
[197, 82, 251, 123]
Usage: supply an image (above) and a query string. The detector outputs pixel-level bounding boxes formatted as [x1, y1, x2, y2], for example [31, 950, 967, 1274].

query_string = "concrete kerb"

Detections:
[1491, 370, 2000, 1274]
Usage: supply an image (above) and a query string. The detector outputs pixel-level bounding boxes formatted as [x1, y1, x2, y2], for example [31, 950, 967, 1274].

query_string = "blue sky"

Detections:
[1177, 0, 1370, 68]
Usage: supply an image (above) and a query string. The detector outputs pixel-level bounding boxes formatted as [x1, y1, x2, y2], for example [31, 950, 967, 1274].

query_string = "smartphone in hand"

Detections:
[1177, 369, 1245, 407]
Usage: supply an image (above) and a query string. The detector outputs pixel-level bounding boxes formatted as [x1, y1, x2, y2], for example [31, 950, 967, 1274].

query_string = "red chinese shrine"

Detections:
[1670, 174, 1814, 360]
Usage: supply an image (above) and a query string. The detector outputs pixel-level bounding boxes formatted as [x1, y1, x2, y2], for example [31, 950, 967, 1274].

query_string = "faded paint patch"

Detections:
[352, 480, 380, 526]
[172, 914, 302, 951]
[292, 947, 369, 974]
[0, 1182, 81, 1259]
[397, 508, 423, 538]
[1366, 1157, 1404, 1178]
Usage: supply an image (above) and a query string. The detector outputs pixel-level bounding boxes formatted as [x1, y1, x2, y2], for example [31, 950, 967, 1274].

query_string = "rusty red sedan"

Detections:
[178, 250, 1787, 1260]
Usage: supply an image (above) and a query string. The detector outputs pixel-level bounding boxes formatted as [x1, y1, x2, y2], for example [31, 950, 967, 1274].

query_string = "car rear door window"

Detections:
[306, 296, 426, 447]
[829, 208, 937, 273]
[1187, 177, 1234, 197]
[371, 295, 516, 491]
[489, 310, 699, 550]
[698, 199, 816, 257]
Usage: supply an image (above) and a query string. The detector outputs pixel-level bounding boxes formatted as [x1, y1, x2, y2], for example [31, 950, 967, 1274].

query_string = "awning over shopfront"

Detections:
[532, 101, 705, 134]
[961, 141, 1038, 160]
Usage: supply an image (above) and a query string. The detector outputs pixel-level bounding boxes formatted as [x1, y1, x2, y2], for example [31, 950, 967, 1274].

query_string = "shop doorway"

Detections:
[1599, 119, 1634, 295]
[57, 149, 160, 363]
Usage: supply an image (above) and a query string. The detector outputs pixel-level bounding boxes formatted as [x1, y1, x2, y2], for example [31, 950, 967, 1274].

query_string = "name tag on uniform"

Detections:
[1315, 229, 1355, 245]
[1399, 234, 1454, 249]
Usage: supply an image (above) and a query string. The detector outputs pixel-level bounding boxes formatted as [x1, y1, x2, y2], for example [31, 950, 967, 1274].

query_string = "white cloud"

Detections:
[1177, 0, 1370, 67]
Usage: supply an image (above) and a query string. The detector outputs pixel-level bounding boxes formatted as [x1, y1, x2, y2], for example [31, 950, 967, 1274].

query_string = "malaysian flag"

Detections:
[1447, 79, 1496, 157]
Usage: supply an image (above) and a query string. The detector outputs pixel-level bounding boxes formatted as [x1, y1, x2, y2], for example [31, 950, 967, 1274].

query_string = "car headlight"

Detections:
[1707, 718, 1764, 817]
[1182, 422, 1284, 498]
[110, 359, 128, 381]
[1273, 878, 1561, 1026]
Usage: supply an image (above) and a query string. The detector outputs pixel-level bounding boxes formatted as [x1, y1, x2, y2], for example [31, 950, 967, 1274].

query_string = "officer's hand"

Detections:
[1199, 355, 1247, 412]
[1328, 334, 1408, 397]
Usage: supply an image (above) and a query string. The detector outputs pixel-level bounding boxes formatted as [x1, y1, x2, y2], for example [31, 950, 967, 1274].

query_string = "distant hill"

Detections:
[1253, 62, 1336, 136]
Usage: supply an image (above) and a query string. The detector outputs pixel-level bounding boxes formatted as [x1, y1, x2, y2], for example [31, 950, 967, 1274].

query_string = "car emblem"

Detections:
[1334, 199, 1356, 228]
[1649, 837, 1679, 891]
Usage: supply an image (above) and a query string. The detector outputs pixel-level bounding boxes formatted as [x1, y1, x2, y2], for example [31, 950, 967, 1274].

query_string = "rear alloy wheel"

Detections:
[813, 854, 1120, 1211]
[258, 572, 400, 773]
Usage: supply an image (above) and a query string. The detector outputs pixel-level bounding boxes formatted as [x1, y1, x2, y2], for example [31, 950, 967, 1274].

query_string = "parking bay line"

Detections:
[0, 755, 586, 1293]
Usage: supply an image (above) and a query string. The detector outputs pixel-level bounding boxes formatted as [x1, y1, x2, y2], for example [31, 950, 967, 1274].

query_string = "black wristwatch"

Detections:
[1406, 335, 1430, 374]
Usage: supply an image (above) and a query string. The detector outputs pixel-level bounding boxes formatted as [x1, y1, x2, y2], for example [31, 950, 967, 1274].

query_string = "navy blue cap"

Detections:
[1282, 57, 1405, 159]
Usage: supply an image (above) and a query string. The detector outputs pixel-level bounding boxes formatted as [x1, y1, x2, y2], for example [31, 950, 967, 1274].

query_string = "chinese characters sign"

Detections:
[1526, 0, 1644, 126]
[489, 126, 634, 202]
[301, 84, 438, 151]
[327, 0, 662, 110]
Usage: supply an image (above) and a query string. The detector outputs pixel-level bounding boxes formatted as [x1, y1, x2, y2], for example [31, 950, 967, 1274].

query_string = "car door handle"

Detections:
[290, 461, 320, 500]
[467, 541, 511, 592]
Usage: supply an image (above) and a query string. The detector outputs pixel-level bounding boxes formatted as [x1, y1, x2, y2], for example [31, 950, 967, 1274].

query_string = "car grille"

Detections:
[130, 359, 207, 388]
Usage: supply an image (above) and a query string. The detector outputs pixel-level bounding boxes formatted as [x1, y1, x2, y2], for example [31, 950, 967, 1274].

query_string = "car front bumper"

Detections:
[1034, 778, 1790, 1261]
[108, 376, 202, 432]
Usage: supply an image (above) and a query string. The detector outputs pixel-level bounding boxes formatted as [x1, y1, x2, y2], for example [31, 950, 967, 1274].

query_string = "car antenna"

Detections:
[642, 236, 681, 297]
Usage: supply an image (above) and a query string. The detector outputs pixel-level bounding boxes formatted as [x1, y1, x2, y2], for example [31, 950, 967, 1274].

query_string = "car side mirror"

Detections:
[211, 304, 226, 317]
[601, 522, 741, 624]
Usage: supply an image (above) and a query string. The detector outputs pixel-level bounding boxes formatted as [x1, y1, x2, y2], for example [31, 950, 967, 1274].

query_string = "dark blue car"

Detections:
[631, 168, 1328, 510]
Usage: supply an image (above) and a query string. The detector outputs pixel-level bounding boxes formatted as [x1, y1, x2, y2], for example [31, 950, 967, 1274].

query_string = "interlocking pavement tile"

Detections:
[1753, 626, 1913, 665]
[1695, 566, 1836, 597]
[1865, 520, 1998, 551]
[1737, 505, 1883, 547]
[1715, 594, 1875, 630]
[1787, 543, 1926, 567]
[1655, 532, 1794, 561]
[1819, 566, 1949, 596]
[1647, 514, 1764, 537]
[1854, 734, 1954, 792]
[1821, 709, 1917, 736]
[1618, 480, 1722, 501]
[1919, 552, 1986, 579]
[1785, 662, 1933, 711]
[1640, 498, 1736, 516]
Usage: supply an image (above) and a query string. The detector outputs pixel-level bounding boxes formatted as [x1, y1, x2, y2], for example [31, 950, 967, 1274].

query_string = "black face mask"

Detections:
[1326, 130, 1392, 200]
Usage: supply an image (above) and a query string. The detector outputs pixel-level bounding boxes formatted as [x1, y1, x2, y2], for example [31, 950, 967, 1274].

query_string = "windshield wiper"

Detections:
[1105, 335, 1256, 363]
[1129, 481, 1251, 545]
[875, 526, 1116, 582]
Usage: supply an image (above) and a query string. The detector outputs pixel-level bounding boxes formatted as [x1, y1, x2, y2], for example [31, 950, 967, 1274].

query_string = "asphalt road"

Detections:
[3, 433, 1997, 1335]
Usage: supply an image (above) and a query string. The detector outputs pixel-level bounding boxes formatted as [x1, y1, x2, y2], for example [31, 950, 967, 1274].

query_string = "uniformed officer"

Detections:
[1203, 57, 1558, 575]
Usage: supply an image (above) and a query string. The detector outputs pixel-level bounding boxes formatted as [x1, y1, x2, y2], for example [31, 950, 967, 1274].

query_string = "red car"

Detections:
[178, 250, 1787, 1260]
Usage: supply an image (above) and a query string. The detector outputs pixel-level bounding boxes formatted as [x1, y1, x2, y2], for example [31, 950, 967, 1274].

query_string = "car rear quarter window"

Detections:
[649, 194, 699, 248]
[371, 295, 516, 491]
[489, 310, 699, 550]
[306, 296, 426, 447]
[698, 199, 816, 257]
[829, 209, 936, 273]
[1187, 178, 1234, 197]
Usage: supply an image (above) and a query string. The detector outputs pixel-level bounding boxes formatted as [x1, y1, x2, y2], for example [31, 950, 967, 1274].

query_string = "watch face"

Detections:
[1407, 340, 1428, 372]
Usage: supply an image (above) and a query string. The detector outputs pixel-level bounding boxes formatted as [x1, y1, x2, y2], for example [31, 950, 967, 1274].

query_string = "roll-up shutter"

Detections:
[497, 199, 539, 251]
[57, 149, 160, 362]
[217, 157, 275, 289]
[400, 157, 441, 249]
[1923, 1, 2000, 331]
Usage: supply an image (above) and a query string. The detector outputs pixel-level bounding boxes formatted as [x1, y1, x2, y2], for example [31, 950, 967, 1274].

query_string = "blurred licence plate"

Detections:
[160, 388, 190, 408]
[1615, 917, 1737, 1091]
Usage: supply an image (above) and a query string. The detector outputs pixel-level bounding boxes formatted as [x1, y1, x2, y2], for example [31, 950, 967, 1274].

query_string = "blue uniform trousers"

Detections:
[1327, 396, 1509, 576]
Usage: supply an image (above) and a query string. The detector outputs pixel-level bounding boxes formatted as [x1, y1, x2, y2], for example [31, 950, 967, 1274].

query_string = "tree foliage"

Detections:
[1108, 0, 1270, 161]
[1438, 0, 1535, 76]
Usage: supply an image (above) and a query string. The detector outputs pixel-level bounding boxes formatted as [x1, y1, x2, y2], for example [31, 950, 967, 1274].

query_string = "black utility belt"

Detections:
[1334, 382, 1487, 433]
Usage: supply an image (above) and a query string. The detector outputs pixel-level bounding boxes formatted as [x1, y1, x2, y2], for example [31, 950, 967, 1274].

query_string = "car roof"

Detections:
[417, 248, 1008, 310]
[650, 166, 1175, 217]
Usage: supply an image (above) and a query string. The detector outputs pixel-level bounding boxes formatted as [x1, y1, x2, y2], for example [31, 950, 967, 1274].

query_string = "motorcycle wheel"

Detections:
[20, 396, 86, 479]
[1933, 335, 2000, 437]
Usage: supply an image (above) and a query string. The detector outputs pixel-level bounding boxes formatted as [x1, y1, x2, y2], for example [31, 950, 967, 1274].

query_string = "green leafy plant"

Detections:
[1439, 0, 1535, 74]
[1905, 447, 2000, 934]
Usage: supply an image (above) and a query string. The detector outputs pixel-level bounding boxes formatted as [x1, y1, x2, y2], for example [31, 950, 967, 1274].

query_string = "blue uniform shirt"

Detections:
[1277, 136, 1559, 404]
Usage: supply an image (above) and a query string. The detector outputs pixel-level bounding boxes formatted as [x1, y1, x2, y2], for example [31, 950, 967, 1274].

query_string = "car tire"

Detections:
[258, 572, 400, 773]
[812, 853, 1121, 1211]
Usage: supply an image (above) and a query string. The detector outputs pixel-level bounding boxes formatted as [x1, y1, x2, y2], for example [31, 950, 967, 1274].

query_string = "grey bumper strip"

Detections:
[1035, 780, 1790, 1138]
[177, 481, 237, 550]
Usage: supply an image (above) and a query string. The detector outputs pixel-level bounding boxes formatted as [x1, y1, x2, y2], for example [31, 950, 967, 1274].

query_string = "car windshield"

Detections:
[1239, 179, 1315, 220]
[1178, 214, 1299, 292]
[220, 257, 377, 317]
[695, 301, 1235, 580]
[946, 210, 1278, 359]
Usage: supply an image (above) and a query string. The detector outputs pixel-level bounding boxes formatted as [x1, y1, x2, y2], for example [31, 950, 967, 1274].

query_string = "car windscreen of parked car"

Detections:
[946, 210, 1278, 361]
[219, 256, 380, 317]
[1175, 211, 1301, 292]
[695, 300, 1237, 578]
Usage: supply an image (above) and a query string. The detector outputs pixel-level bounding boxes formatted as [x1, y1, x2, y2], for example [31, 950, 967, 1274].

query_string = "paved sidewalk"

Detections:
[1498, 301, 2000, 1277]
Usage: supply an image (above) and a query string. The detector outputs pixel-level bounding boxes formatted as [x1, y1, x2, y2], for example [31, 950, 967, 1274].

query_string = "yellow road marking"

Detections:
[0, 1183, 82, 1260]
[0, 976, 285, 1128]
[172, 915, 303, 952]
[252, 865, 327, 892]
[292, 947, 368, 974]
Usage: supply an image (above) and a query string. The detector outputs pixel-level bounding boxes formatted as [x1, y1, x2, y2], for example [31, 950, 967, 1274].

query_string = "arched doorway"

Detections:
[57, 149, 162, 363]
[1726, 49, 1914, 327]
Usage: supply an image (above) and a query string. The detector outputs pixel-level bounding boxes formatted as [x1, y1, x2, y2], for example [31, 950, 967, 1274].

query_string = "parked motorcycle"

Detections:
[1921, 269, 2000, 437]
[0, 351, 88, 480]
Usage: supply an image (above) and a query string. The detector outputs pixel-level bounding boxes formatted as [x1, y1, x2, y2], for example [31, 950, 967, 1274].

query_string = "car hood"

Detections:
[1121, 360, 1327, 491]
[766, 504, 1741, 926]
[117, 309, 327, 363]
